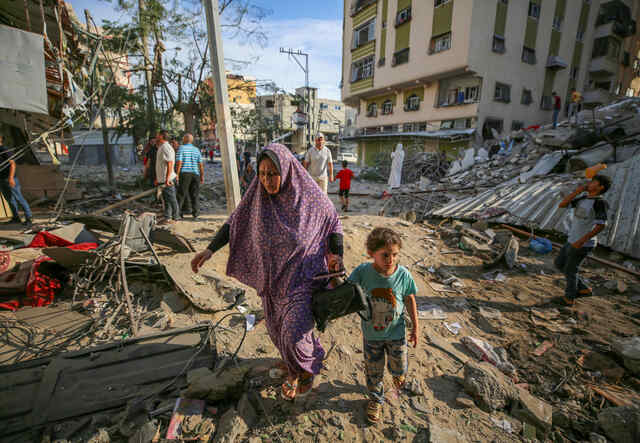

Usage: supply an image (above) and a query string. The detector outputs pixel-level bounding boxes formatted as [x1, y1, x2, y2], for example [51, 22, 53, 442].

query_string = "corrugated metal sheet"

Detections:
[431, 155, 640, 259]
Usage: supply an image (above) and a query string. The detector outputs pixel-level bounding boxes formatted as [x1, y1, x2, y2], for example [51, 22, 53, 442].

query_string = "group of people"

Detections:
[143, 130, 204, 224]
[552, 88, 583, 129]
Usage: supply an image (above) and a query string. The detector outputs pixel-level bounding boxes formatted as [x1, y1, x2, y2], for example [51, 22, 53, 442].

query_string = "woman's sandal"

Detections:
[296, 373, 314, 398]
[281, 379, 298, 401]
[366, 400, 382, 424]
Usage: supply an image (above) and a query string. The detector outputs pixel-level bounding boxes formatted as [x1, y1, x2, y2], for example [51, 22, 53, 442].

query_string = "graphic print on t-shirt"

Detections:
[370, 287, 397, 331]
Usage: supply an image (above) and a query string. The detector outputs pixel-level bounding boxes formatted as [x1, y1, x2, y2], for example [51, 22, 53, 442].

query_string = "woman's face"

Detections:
[258, 157, 281, 195]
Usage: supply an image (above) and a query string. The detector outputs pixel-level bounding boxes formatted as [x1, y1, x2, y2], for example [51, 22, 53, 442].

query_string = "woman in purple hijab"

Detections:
[191, 144, 343, 400]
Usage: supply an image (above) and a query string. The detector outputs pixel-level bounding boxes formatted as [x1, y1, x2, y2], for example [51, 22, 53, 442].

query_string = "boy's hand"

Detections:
[408, 329, 418, 348]
[576, 184, 587, 193]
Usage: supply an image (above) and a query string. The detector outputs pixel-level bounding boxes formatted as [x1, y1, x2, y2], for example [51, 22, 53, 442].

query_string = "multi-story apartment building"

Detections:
[255, 87, 352, 153]
[341, 0, 638, 166]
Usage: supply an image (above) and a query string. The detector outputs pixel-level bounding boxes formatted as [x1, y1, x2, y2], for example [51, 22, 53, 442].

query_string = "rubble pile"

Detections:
[359, 148, 450, 184]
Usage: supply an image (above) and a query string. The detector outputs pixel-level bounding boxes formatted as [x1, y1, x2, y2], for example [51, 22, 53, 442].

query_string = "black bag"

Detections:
[312, 279, 371, 332]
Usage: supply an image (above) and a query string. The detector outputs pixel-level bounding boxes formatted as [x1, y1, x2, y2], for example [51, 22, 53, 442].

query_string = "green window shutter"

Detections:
[524, 18, 538, 49]
[433, 1, 454, 37]
[542, 69, 555, 96]
[494, 1, 508, 36]
[579, 2, 590, 29]
[395, 23, 411, 51]
[398, 0, 411, 12]
[554, 0, 566, 17]
[549, 30, 561, 56]
[572, 41, 583, 66]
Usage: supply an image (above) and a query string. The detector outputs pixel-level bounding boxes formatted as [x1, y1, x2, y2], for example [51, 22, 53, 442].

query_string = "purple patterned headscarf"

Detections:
[226, 144, 342, 296]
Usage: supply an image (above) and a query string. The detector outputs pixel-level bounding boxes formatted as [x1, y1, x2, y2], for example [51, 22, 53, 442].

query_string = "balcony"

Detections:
[596, 1, 637, 38]
[583, 88, 616, 105]
[546, 55, 568, 71]
[595, 21, 638, 39]
[589, 56, 619, 75]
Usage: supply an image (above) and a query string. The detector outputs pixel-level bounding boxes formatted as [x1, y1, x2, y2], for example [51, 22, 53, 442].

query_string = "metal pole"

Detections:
[203, 0, 241, 212]
[305, 54, 310, 148]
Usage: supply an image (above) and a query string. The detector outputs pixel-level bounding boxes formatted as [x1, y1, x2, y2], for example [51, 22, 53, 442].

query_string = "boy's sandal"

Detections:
[297, 373, 314, 398]
[578, 287, 593, 296]
[561, 296, 576, 306]
[366, 400, 382, 424]
[281, 379, 298, 401]
[269, 361, 288, 379]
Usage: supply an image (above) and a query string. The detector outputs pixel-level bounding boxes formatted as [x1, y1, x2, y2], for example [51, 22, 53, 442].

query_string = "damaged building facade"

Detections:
[341, 0, 639, 166]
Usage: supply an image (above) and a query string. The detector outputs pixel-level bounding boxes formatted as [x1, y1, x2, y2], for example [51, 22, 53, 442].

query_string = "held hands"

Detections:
[191, 249, 213, 273]
[576, 184, 587, 193]
[8, 177, 15, 188]
[326, 253, 343, 272]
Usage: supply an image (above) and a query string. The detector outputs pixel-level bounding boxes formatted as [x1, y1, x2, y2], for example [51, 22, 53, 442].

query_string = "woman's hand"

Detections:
[326, 253, 343, 273]
[191, 249, 213, 273]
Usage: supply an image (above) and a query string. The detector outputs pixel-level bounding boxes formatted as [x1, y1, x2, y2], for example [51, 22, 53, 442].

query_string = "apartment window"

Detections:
[352, 19, 376, 49]
[418, 122, 428, 131]
[396, 7, 411, 26]
[382, 99, 394, 115]
[434, 0, 451, 7]
[494, 82, 511, 102]
[492, 35, 506, 54]
[366, 103, 377, 117]
[405, 95, 420, 111]
[441, 120, 454, 129]
[266, 100, 274, 108]
[521, 88, 533, 105]
[528, 2, 540, 19]
[378, 57, 386, 67]
[447, 88, 462, 105]
[552, 16, 563, 31]
[511, 121, 524, 131]
[382, 125, 394, 133]
[570, 66, 579, 80]
[454, 118, 471, 129]
[465, 86, 479, 102]
[334, 105, 341, 110]
[320, 103, 328, 109]
[403, 123, 414, 132]
[392, 48, 410, 66]
[522, 46, 536, 64]
[430, 32, 452, 54]
[350, 55, 374, 82]
[483, 118, 504, 139]
[576, 29, 585, 42]
[350, 0, 377, 16]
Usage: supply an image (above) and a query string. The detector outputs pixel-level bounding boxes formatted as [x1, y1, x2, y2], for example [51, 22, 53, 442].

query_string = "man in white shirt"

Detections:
[303, 133, 334, 193]
[155, 130, 180, 223]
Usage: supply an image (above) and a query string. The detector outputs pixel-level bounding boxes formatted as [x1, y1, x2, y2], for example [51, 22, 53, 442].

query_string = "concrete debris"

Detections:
[184, 362, 253, 402]
[598, 406, 640, 443]
[605, 280, 628, 294]
[212, 408, 249, 443]
[613, 337, 640, 375]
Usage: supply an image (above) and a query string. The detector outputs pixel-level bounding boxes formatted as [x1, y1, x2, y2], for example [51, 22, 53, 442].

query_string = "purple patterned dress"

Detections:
[226, 144, 342, 376]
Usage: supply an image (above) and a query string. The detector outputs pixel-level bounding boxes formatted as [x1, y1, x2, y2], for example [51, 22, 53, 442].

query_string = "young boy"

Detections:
[335, 160, 354, 211]
[555, 174, 611, 306]
[348, 227, 419, 424]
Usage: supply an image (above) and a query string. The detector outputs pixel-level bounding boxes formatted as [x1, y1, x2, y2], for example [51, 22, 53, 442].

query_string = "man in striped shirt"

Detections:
[176, 133, 204, 219]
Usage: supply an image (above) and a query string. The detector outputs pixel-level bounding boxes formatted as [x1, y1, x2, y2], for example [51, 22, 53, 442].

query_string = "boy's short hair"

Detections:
[367, 227, 402, 252]
[342, 160, 348, 167]
[593, 174, 612, 194]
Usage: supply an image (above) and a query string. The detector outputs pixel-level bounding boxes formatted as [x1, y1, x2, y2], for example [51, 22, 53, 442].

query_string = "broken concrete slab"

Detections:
[512, 387, 553, 432]
[460, 236, 492, 253]
[598, 406, 640, 443]
[463, 361, 518, 411]
[184, 362, 253, 402]
[49, 223, 98, 245]
[161, 292, 190, 314]
[613, 337, 640, 375]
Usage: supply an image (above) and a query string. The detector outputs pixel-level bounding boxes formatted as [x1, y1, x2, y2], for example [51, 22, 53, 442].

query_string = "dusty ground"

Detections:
[168, 210, 640, 443]
[2, 162, 640, 442]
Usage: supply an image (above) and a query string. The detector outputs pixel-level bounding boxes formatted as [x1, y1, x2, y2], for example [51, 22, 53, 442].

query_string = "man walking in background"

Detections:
[303, 132, 334, 193]
[0, 134, 32, 226]
[176, 133, 204, 220]
[155, 130, 180, 224]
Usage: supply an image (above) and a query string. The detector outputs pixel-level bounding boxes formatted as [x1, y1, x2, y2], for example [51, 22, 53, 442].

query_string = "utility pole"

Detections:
[279, 48, 310, 149]
[138, 0, 156, 135]
[85, 10, 114, 190]
[203, 0, 241, 212]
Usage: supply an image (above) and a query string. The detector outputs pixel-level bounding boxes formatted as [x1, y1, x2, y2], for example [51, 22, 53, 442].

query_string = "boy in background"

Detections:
[335, 160, 354, 212]
[348, 227, 419, 424]
[555, 175, 611, 306]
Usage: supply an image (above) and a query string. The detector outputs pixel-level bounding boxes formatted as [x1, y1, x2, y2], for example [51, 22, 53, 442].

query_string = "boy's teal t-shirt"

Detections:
[348, 263, 417, 341]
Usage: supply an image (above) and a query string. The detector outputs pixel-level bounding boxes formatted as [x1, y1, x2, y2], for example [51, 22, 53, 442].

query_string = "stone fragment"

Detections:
[512, 387, 553, 432]
[613, 337, 640, 375]
[590, 433, 608, 443]
[598, 406, 640, 443]
[128, 420, 158, 443]
[212, 408, 248, 443]
[455, 392, 475, 409]
[460, 236, 492, 253]
[463, 361, 517, 411]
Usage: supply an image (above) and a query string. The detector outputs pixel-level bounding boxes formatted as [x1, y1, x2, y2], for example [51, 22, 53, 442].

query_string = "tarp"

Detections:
[0, 24, 48, 115]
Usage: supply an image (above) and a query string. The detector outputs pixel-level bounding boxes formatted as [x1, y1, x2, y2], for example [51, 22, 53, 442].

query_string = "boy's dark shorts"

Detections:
[338, 189, 350, 198]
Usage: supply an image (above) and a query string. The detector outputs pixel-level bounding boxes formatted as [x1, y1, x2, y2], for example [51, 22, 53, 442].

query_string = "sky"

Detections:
[66, 0, 345, 100]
